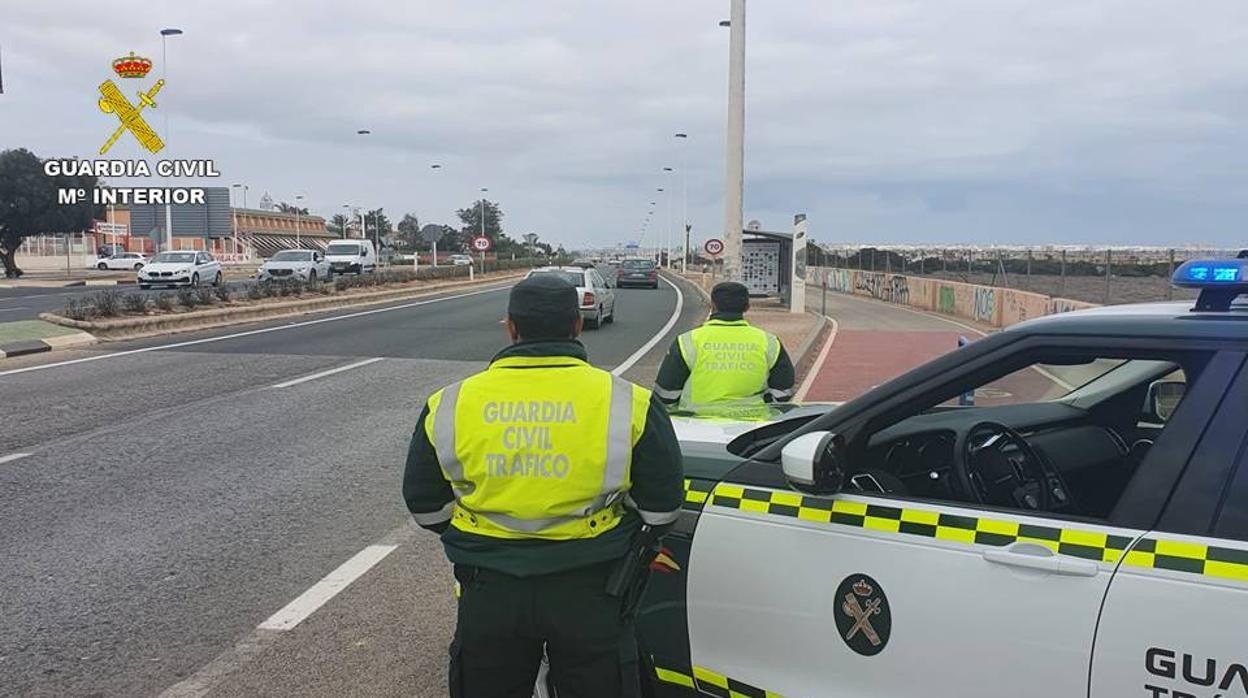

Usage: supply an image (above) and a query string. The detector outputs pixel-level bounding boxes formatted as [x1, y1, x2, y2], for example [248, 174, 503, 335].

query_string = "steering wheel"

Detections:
[952, 421, 1059, 512]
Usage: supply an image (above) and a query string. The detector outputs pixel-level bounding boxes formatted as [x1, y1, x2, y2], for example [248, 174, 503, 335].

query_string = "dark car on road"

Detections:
[616, 258, 659, 289]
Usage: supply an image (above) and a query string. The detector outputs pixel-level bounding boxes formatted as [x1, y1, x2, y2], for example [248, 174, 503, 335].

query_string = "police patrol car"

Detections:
[634, 259, 1248, 698]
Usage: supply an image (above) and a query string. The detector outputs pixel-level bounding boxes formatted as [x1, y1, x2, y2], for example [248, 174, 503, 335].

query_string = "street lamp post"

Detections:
[662, 167, 674, 269]
[722, 2, 745, 281]
[479, 188, 488, 270]
[655, 188, 665, 264]
[675, 133, 689, 272]
[294, 194, 304, 248]
[159, 28, 182, 253]
[231, 183, 248, 259]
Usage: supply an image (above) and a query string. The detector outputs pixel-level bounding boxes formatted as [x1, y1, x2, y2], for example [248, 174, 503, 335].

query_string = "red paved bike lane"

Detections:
[803, 328, 963, 401]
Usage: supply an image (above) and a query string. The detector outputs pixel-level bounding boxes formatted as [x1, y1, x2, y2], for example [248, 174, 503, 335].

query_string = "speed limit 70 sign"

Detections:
[470, 235, 494, 253]
[704, 238, 725, 256]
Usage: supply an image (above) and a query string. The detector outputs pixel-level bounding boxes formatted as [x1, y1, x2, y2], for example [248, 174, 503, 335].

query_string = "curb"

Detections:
[40, 271, 528, 341]
[0, 331, 96, 359]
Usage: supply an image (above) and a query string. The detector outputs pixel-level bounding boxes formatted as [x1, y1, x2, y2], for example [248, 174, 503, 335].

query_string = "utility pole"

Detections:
[721, 0, 746, 281]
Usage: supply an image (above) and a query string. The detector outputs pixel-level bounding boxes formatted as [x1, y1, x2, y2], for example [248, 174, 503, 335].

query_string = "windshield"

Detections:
[270, 250, 313, 262]
[528, 270, 584, 286]
[150, 253, 196, 264]
[621, 259, 654, 270]
[325, 244, 361, 256]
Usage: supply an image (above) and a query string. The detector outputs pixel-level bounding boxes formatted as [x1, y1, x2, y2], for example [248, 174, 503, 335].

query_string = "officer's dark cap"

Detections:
[711, 281, 750, 313]
[509, 273, 579, 321]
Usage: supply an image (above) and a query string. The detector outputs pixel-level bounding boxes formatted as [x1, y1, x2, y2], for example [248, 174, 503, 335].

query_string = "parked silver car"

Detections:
[258, 249, 332, 283]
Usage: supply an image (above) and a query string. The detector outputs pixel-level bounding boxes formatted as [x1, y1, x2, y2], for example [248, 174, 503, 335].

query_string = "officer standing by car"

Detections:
[653, 280, 796, 418]
[403, 274, 685, 698]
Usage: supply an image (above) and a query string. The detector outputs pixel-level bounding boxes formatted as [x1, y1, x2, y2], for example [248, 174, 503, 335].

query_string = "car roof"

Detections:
[1004, 300, 1248, 342]
[530, 266, 588, 274]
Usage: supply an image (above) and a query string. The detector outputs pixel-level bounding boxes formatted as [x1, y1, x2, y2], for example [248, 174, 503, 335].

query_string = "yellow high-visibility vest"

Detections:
[676, 319, 780, 418]
[425, 355, 651, 540]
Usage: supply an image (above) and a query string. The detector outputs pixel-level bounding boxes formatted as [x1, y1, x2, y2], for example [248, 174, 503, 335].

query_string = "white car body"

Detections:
[524, 266, 616, 329]
[258, 250, 331, 283]
[325, 240, 377, 275]
[137, 251, 223, 288]
[93, 253, 147, 271]
[450, 254, 474, 266]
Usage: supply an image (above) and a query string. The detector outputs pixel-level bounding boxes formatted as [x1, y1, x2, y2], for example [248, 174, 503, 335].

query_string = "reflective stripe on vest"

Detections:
[427, 356, 650, 540]
[676, 320, 780, 418]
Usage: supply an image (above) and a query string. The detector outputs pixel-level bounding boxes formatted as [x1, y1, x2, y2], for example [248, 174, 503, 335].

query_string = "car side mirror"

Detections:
[781, 430, 846, 496]
[1145, 380, 1186, 422]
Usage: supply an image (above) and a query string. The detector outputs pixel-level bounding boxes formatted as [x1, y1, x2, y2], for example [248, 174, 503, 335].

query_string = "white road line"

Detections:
[256, 544, 398, 631]
[794, 316, 839, 402]
[0, 283, 514, 378]
[611, 276, 684, 377]
[270, 357, 384, 388]
[0, 307, 29, 313]
[0, 452, 32, 465]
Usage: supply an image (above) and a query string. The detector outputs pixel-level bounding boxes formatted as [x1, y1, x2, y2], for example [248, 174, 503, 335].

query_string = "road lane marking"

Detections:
[794, 316, 839, 402]
[611, 276, 684, 377]
[257, 544, 398, 631]
[270, 357, 384, 388]
[0, 306, 30, 313]
[0, 452, 32, 465]
[0, 282, 515, 378]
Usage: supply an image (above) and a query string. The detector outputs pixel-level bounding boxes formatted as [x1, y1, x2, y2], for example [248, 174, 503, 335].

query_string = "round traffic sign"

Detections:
[470, 235, 493, 252]
[704, 238, 725, 256]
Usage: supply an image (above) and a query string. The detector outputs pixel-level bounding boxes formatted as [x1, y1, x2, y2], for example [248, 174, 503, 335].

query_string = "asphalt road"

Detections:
[0, 275, 708, 697]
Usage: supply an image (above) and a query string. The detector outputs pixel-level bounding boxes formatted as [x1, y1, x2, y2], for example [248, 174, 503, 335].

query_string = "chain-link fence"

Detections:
[805, 246, 1240, 305]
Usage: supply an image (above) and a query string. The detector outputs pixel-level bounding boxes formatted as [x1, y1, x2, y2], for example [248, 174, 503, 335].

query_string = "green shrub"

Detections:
[155, 292, 175, 311]
[62, 297, 93, 321]
[92, 289, 124, 317]
[123, 293, 148, 314]
[213, 284, 232, 303]
[176, 288, 198, 308]
[246, 283, 264, 301]
[196, 287, 216, 305]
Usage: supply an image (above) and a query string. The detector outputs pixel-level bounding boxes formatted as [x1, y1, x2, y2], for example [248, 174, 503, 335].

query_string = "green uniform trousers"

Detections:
[449, 560, 641, 698]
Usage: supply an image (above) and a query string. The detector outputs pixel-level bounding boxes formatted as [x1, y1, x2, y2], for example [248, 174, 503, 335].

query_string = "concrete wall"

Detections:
[806, 267, 1098, 328]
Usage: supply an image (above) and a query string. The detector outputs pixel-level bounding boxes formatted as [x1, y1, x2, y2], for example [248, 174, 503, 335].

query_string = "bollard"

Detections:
[957, 336, 974, 406]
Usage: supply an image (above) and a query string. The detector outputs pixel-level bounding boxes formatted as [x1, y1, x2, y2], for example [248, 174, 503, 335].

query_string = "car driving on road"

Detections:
[137, 251, 223, 289]
[634, 259, 1248, 698]
[93, 252, 147, 271]
[258, 249, 331, 283]
[449, 254, 474, 266]
[325, 240, 377, 275]
[524, 266, 616, 329]
[616, 257, 659, 289]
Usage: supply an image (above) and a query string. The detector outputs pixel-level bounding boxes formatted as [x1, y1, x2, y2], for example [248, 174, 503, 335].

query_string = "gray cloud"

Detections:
[4, 0, 1248, 248]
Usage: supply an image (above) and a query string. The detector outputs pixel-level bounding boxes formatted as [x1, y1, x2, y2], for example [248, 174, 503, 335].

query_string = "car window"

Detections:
[529, 270, 584, 286]
[621, 259, 654, 270]
[852, 349, 1208, 523]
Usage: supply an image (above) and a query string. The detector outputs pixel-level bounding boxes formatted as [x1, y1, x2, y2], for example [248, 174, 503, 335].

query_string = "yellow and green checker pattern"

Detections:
[654, 662, 784, 698]
[683, 478, 716, 508]
[703, 482, 1248, 583]
[1122, 537, 1248, 582]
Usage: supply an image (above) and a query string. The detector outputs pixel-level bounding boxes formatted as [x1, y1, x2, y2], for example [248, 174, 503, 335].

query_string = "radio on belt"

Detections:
[1172, 257, 1248, 312]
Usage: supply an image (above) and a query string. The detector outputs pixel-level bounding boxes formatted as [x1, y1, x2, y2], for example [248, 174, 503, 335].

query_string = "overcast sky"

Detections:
[4, 0, 1248, 249]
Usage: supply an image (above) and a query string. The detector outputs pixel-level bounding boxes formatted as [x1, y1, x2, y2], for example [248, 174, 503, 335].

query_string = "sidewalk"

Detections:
[799, 288, 994, 402]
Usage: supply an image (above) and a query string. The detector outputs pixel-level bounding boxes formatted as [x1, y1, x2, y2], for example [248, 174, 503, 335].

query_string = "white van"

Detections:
[324, 240, 377, 275]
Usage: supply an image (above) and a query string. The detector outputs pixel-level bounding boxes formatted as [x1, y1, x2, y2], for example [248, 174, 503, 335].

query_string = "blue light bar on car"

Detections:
[1172, 258, 1248, 311]
[1172, 259, 1248, 287]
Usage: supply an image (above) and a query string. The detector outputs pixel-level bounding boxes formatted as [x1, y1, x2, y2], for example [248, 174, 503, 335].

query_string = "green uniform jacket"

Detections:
[403, 340, 685, 577]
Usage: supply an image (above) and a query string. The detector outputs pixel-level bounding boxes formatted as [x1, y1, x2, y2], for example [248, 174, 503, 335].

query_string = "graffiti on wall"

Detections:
[1048, 298, 1081, 315]
[971, 287, 997, 323]
[856, 272, 911, 304]
[938, 286, 956, 315]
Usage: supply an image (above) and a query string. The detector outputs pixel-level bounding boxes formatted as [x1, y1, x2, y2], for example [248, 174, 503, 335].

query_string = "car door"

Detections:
[590, 269, 613, 312]
[684, 343, 1233, 698]
[1090, 351, 1248, 698]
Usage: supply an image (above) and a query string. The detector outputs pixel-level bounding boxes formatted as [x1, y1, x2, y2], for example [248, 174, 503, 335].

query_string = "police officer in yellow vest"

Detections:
[403, 274, 684, 698]
[654, 281, 795, 418]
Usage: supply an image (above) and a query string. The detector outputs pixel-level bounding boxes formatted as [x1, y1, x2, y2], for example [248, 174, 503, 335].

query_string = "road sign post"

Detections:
[471, 234, 494, 273]
[704, 238, 725, 257]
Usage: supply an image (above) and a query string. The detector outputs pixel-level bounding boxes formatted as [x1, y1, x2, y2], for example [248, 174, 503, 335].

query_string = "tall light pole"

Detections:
[294, 194, 305, 248]
[159, 28, 183, 253]
[656, 188, 665, 263]
[430, 164, 443, 265]
[662, 167, 674, 268]
[722, 2, 745, 281]
[232, 183, 248, 259]
[675, 133, 689, 272]
[342, 204, 353, 239]
[478, 188, 489, 269]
